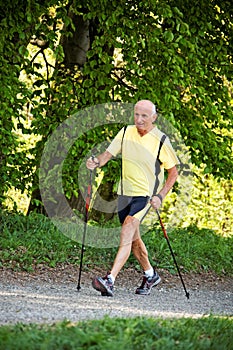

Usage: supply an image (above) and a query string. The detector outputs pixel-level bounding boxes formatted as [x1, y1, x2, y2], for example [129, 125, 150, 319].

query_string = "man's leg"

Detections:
[110, 215, 139, 279]
[131, 229, 152, 272]
[132, 227, 161, 295]
[92, 196, 157, 296]
[92, 215, 139, 296]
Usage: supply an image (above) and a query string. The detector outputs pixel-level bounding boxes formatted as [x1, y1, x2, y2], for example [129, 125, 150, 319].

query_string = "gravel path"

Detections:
[0, 267, 232, 325]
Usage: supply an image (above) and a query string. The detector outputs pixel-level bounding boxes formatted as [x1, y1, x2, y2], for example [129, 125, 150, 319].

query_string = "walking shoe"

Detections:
[92, 274, 114, 297]
[135, 271, 161, 295]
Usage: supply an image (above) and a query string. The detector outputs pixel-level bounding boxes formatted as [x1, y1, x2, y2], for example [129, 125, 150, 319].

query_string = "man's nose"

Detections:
[136, 115, 143, 123]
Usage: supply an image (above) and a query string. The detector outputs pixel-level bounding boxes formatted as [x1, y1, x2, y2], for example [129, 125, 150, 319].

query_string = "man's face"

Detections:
[134, 102, 156, 134]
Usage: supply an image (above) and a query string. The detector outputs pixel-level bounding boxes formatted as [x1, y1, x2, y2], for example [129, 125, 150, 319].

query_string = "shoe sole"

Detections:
[92, 277, 114, 297]
[135, 276, 161, 295]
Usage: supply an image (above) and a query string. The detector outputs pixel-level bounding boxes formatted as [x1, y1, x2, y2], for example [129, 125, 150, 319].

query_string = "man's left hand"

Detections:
[150, 195, 162, 210]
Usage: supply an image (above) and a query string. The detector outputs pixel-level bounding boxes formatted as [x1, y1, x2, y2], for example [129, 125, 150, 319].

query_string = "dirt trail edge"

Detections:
[0, 266, 232, 325]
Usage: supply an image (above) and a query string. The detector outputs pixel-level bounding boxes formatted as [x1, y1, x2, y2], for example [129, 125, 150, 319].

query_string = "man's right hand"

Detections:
[86, 156, 100, 170]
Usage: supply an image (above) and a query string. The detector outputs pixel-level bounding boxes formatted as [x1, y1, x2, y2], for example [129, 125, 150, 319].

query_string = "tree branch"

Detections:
[112, 71, 137, 91]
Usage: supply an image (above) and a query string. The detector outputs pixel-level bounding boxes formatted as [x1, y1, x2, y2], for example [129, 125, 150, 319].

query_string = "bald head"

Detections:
[134, 100, 157, 117]
[134, 100, 157, 136]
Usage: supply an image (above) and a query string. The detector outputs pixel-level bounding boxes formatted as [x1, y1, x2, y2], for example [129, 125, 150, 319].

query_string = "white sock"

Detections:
[144, 268, 154, 278]
[107, 273, 115, 284]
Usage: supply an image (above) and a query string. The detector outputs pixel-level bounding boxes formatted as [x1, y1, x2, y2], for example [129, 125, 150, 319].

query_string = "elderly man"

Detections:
[86, 100, 179, 296]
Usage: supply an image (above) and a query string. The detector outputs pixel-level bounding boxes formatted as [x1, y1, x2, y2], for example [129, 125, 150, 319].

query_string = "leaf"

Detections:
[164, 31, 174, 42]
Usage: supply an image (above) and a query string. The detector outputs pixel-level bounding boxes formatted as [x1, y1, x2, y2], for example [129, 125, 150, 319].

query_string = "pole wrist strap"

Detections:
[154, 194, 163, 203]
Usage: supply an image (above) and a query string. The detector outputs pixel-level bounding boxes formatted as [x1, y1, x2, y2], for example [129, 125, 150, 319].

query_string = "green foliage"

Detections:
[0, 316, 232, 350]
[161, 167, 233, 236]
[141, 225, 233, 275]
[62, 123, 124, 203]
[0, 212, 232, 276]
[0, 212, 81, 271]
[0, 0, 232, 214]
[178, 172, 233, 236]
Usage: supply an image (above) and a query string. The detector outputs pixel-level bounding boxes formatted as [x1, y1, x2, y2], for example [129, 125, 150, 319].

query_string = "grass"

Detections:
[142, 224, 233, 275]
[0, 211, 232, 349]
[0, 316, 232, 350]
[0, 211, 232, 276]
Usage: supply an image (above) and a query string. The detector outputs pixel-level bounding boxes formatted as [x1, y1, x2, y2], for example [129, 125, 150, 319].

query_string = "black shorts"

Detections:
[118, 195, 149, 224]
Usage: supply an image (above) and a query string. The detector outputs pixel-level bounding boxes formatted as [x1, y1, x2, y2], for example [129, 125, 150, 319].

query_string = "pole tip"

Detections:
[186, 292, 190, 299]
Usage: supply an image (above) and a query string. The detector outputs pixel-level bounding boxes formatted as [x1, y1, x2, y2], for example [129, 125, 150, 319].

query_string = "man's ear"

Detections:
[153, 113, 157, 122]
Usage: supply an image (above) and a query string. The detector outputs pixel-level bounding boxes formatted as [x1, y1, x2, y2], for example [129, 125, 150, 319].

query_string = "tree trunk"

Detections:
[90, 181, 118, 222]
[27, 12, 90, 215]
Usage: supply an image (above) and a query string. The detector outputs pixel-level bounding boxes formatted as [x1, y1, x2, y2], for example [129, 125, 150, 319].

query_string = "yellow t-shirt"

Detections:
[107, 125, 179, 197]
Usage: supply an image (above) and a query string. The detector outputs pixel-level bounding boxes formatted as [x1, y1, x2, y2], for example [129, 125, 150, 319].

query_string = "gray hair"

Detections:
[152, 103, 156, 115]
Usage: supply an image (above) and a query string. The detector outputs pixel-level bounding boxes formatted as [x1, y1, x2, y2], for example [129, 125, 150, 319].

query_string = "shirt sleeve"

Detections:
[106, 127, 125, 157]
[160, 137, 180, 169]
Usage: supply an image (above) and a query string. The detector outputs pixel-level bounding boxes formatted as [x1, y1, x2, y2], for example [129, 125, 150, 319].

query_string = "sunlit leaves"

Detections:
[0, 0, 233, 213]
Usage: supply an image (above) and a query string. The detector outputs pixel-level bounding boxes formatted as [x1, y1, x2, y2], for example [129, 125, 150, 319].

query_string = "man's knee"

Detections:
[123, 215, 139, 227]
[119, 216, 139, 246]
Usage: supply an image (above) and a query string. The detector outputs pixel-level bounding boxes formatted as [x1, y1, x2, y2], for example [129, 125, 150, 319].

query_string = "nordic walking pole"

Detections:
[156, 209, 190, 299]
[77, 155, 95, 291]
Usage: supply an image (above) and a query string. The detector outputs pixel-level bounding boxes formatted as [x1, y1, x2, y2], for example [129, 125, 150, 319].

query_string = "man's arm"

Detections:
[86, 151, 113, 170]
[151, 165, 178, 209]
